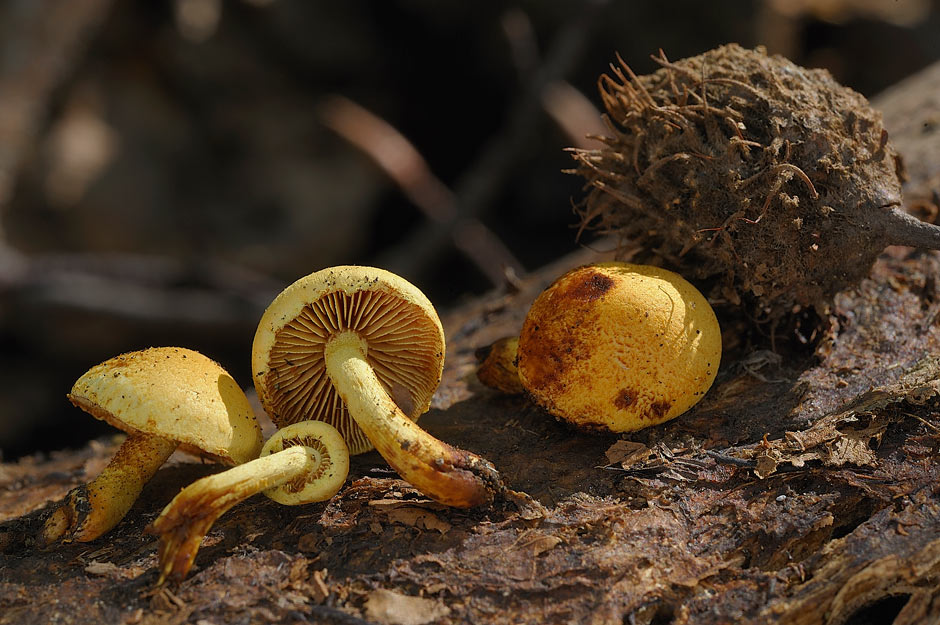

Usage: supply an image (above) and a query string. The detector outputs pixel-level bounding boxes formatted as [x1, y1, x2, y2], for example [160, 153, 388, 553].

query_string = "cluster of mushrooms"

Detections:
[39, 261, 722, 584]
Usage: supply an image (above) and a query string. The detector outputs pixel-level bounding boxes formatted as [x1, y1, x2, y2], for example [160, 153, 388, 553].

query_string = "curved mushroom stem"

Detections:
[148, 446, 318, 586]
[40, 433, 177, 545]
[325, 331, 503, 508]
[883, 207, 940, 249]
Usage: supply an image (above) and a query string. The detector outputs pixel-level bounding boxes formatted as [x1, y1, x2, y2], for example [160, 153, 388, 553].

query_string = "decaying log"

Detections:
[2, 60, 940, 625]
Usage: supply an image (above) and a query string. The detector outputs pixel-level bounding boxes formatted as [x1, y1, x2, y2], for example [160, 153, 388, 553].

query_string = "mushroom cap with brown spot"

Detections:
[68, 347, 263, 465]
[517, 262, 721, 432]
[251, 265, 446, 455]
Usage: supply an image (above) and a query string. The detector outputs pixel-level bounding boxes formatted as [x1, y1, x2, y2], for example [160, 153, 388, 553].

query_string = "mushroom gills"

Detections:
[260, 285, 442, 456]
[252, 265, 505, 509]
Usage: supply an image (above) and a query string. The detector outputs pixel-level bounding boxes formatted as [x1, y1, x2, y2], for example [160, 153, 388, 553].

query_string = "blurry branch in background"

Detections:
[540, 82, 608, 151]
[0, 0, 283, 327]
[319, 96, 525, 289]
[172, 0, 276, 44]
[11, 252, 279, 325]
[501, 8, 608, 151]
[360, 0, 610, 286]
[0, 253, 280, 337]
[756, 0, 931, 60]
[0, 0, 116, 287]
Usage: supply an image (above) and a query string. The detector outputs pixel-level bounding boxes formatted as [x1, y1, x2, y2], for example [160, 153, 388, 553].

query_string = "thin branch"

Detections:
[0, 0, 115, 244]
[373, 0, 611, 283]
[1, 252, 280, 326]
[540, 81, 608, 150]
[319, 95, 524, 288]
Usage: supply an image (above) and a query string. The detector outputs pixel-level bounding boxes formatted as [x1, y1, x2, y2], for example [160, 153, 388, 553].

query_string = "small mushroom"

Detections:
[252, 265, 503, 508]
[476, 337, 525, 394]
[148, 419, 349, 585]
[39, 347, 263, 545]
[517, 262, 721, 432]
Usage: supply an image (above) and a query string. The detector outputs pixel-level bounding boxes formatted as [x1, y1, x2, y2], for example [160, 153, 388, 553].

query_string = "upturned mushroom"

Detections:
[515, 262, 721, 432]
[148, 419, 349, 585]
[252, 265, 503, 508]
[39, 347, 263, 545]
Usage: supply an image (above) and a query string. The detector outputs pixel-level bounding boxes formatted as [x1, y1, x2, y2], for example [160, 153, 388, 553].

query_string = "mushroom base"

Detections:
[40, 433, 178, 545]
[324, 331, 503, 508]
[148, 443, 342, 585]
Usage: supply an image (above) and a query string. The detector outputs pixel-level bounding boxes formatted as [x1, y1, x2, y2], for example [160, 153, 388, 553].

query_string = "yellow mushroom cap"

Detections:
[517, 262, 721, 432]
[252, 265, 445, 455]
[260, 420, 350, 505]
[68, 347, 263, 464]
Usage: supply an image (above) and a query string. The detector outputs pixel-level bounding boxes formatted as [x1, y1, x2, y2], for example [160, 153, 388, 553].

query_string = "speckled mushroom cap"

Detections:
[251, 265, 446, 455]
[68, 347, 263, 464]
[518, 262, 721, 433]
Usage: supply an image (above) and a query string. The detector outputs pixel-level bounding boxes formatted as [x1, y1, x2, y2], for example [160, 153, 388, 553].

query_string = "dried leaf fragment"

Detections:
[605, 440, 651, 468]
[386, 507, 452, 534]
[364, 589, 451, 625]
[84, 561, 121, 576]
[515, 533, 563, 556]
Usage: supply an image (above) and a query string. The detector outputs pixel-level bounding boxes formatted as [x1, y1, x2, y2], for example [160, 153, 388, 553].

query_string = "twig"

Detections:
[904, 412, 940, 434]
[705, 450, 756, 468]
[319, 96, 523, 287]
[1, 251, 280, 326]
[374, 0, 611, 282]
[0, 0, 116, 241]
[501, 8, 606, 150]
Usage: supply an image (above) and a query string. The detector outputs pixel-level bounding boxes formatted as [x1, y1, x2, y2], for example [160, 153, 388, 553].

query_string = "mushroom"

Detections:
[516, 262, 721, 432]
[148, 419, 349, 585]
[252, 265, 503, 508]
[39, 347, 263, 545]
[476, 337, 525, 395]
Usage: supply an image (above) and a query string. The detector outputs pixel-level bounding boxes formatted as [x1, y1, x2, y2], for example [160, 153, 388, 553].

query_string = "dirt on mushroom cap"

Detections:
[68, 347, 263, 464]
[518, 263, 721, 432]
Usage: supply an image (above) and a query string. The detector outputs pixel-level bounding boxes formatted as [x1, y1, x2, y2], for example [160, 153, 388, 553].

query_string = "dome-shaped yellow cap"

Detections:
[69, 347, 263, 464]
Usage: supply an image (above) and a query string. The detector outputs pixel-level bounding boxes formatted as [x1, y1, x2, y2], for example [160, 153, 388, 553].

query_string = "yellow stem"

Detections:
[148, 446, 316, 585]
[324, 331, 502, 508]
[40, 433, 177, 545]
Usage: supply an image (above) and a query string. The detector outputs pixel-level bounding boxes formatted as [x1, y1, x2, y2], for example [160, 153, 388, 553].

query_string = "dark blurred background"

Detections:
[1, 0, 938, 459]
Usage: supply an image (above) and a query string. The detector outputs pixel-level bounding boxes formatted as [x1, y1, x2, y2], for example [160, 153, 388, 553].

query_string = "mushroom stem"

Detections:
[148, 445, 318, 585]
[40, 433, 178, 545]
[883, 207, 940, 249]
[324, 331, 502, 508]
